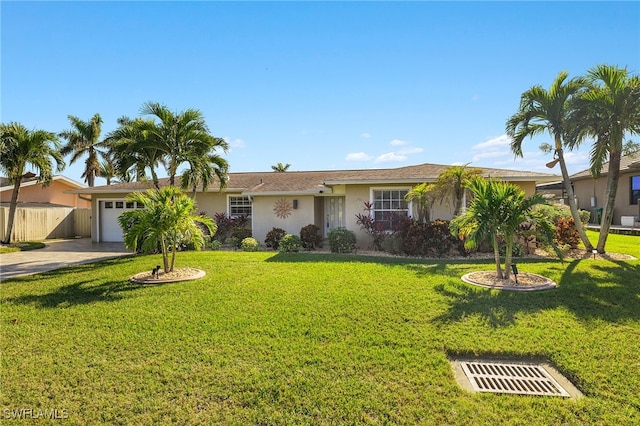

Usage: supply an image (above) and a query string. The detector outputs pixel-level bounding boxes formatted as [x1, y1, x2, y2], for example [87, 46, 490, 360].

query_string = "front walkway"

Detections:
[0, 238, 130, 281]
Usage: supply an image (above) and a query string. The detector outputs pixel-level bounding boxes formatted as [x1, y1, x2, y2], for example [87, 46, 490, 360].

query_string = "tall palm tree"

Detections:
[0, 122, 64, 243]
[450, 178, 559, 280]
[431, 163, 482, 216]
[107, 116, 162, 188]
[139, 102, 228, 187]
[271, 162, 291, 172]
[404, 182, 434, 223]
[506, 71, 594, 251]
[98, 155, 119, 186]
[59, 113, 105, 187]
[118, 186, 215, 273]
[567, 65, 640, 253]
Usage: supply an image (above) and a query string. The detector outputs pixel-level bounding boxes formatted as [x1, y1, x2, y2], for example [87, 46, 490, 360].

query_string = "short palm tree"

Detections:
[431, 164, 482, 216]
[451, 178, 559, 280]
[59, 113, 106, 187]
[567, 65, 640, 253]
[506, 71, 594, 252]
[404, 182, 434, 223]
[0, 122, 64, 243]
[118, 187, 215, 273]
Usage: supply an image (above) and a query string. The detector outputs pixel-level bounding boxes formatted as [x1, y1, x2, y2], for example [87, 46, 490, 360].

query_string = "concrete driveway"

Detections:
[0, 238, 131, 281]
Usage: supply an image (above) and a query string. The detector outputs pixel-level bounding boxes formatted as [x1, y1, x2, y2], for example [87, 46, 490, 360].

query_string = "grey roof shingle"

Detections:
[66, 163, 560, 194]
[570, 151, 640, 180]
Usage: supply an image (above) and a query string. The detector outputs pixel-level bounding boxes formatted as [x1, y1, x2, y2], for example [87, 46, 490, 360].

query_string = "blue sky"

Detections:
[2, 1, 639, 186]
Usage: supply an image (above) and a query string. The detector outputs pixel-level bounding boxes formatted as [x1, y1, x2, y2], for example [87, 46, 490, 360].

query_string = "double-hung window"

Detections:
[229, 196, 252, 217]
[371, 188, 409, 230]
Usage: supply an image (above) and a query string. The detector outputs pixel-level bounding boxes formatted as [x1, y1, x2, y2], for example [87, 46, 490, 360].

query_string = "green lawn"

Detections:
[1, 233, 639, 424]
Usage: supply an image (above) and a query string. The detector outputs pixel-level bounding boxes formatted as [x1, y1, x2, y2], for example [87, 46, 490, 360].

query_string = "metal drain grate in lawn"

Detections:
[458, 360, 571, 397]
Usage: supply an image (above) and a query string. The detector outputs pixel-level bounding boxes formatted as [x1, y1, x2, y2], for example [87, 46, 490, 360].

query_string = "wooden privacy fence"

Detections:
[0, 207, 91, 242]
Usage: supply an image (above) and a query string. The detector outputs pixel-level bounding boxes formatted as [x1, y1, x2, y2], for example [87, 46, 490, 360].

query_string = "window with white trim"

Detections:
[229, 196, 252, 217]
[371, 189, 409, 230]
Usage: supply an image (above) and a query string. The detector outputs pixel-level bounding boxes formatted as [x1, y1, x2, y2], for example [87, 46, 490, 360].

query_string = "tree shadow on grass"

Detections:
[2, 258, 151, 308]
[3, 279, 142, 308]
[431, 259, 640, 327]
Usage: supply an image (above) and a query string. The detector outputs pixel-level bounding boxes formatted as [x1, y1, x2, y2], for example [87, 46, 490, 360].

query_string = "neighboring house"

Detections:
[571, 151, 640, 226]
[67, 163, 559, 245]
[0, 175, 91, 209]
[0, 175, 91, 241]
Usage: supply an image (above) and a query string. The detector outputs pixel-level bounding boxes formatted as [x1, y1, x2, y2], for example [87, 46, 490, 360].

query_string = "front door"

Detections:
[324, 197, 345, 237]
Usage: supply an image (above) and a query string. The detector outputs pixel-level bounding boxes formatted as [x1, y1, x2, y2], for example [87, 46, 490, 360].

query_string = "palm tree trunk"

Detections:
[504, 237, 513, 281]
[161, 239, 169, 273]
[169, 243, 177, 272]
[556, 146, 594, 251]
[596, 152, 621, 253]
[2, 178, 22, 244]
[493, 233, 503, 279]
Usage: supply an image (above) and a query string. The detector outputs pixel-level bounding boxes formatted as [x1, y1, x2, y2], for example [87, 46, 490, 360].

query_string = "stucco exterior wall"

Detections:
[194, 191, 238, 218]
[1, 180, 91, 208]
[573, 172, 640, 224]
[251, 195, 316, 244]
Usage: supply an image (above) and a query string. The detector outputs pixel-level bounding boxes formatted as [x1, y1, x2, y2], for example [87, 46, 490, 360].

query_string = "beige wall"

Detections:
[252, 195, 316, 244]
[573, 172, 640, 224]
[1, 180, 91, 208]
[194, 191, 235, 218]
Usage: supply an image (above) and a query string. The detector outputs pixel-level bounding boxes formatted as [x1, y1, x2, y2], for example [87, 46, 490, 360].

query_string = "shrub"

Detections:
[355, 202, 387, 250]
[279, 234, 301, 252]
[265, 227, 286, 250]
[300, 224, 322, 250]
[231, 228, 252, 248]
[393, 217, 465, 257]
[241, 237, 260, 252]
[207, 239, 222, 250]
[555, 217, 580, 249]
[328, 227, 356, 253]
[213, 213, 251, 242]
[535, 204, 586, 249]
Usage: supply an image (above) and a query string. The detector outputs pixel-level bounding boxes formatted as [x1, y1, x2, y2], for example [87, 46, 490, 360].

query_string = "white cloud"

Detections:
[225, 138, 245, 149]
[472, 134, 511, 150]
[345, 152, 373, 162]
[374, 152, 407, 163]
[398, 147, 424, 155]
[471, 94, 479, 101]
[390, 139, 408, 147]
[360, 132, 371, 139]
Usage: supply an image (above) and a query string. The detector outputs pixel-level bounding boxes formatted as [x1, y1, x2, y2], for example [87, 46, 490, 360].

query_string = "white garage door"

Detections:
[99, 200, 138, 242]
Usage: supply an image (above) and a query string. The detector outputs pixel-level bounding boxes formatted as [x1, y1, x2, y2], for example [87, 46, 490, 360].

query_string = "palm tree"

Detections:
[404, 182, 434, 223]
[118, 186, 215, 273]
[431, 164, 482, 216]
[107, 116, 163, 188]
[98, 155, 119, 186]
[59, 113, 106, 187]
[450, 178, 559, 280]
[506, 71, 594, 251]
[567, 65, 640, 253]
[180, 139, 229, 198]
[139, 102, 228, 187]
[271, 162, 291, 172]
[0, 122, 64, 243]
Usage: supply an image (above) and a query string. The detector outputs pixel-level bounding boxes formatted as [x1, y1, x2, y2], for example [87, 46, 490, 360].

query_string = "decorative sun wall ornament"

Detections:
[274, 198, 293, 219]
